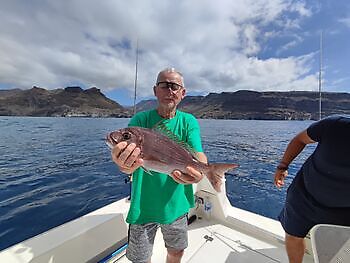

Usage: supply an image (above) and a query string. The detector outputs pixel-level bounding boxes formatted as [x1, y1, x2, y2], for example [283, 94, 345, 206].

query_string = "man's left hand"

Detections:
[170, 166, 204, 184]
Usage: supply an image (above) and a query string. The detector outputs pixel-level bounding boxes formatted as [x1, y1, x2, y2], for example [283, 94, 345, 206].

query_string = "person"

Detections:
[274, 115, 350, 263]
[111, 68, 208, 263]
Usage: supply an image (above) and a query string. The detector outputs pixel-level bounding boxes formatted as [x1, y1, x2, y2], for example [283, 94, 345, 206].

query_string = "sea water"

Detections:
[0, 116, 315, 250]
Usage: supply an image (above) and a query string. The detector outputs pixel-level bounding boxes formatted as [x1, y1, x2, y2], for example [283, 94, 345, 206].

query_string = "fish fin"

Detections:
[206, 163, 239, 192]
[152, 120, 198, 158]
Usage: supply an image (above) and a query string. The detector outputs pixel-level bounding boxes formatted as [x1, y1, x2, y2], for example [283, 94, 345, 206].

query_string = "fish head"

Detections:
[106, 127, 143, 149]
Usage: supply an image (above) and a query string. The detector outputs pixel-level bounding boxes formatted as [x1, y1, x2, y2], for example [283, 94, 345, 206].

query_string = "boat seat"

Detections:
[310, 224, 350, 263]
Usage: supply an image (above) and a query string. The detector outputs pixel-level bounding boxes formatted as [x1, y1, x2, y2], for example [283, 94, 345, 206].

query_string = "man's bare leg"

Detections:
[166, 248, 184, 263]
[285, 233, 306, 263]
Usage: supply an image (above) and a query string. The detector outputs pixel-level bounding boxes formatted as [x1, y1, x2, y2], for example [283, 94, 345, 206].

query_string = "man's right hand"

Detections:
[170, 166, 204, 184]
[274, 169, 288, 188]
[111, 142, 143, 174]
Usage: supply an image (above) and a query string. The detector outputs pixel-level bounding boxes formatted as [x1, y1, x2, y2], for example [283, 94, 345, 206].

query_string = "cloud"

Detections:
[0, 0, 318, 100]
[288, 1, 312, 17]
[276, 35, 304, 55]
[339, 17, 350, 28]
[191, 53, 317, 93]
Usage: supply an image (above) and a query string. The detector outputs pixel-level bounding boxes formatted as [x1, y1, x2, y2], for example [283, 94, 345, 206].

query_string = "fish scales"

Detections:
[107, 127, 238, 192]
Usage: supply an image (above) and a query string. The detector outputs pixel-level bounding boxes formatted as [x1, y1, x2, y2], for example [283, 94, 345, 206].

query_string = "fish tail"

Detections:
[206, 163, 239, 192]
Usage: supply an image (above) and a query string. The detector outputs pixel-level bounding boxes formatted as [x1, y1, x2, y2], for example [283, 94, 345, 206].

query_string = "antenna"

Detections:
[318, 31, 323, 120]
[133, 39, 139, 115]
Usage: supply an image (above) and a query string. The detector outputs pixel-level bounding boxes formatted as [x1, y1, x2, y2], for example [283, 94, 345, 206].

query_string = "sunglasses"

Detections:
[157, 81, 183, 92]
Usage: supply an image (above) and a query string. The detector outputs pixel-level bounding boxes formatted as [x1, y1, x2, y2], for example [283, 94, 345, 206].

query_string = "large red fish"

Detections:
[107, 127, 238, 192]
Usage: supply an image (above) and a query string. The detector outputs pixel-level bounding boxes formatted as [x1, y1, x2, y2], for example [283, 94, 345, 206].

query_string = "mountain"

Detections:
[0, 86, 130, 117]
[136, 99, 158, 112]
[1, 87, 350, 120]
[136, 90, 350, 120]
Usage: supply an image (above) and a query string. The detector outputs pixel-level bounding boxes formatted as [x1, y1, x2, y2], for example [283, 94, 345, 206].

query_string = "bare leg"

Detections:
[285, 233, 305, 263]
[166, 248, 184, 263]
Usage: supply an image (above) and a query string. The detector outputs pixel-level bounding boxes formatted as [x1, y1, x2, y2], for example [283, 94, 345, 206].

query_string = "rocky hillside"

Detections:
[137, 90, 350, 120]
[1, 87, 349, 120]
[0, 86, 130, 117]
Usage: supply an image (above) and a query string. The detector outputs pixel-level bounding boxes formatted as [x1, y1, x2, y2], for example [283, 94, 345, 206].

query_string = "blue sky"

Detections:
[0, 0, 349, 106]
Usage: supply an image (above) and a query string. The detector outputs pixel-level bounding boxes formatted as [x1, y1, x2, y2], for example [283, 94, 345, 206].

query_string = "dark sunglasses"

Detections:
[156, 81, 183, 92]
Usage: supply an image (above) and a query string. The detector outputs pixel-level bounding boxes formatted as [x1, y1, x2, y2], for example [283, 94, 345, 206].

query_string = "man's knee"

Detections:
[285, 233, 305, 244]
[167, 248, 184, 258]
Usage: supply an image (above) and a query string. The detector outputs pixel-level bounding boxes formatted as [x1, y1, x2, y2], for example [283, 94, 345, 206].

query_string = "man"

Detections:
[274, 116, 350, 263]
[111, 68, 207, 263]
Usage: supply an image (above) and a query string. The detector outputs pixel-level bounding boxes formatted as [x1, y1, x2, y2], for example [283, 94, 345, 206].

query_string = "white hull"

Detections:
[1, 177, 347, 262]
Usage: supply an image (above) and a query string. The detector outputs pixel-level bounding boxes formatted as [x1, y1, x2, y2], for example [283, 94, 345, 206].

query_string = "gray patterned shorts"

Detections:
[126, 214, 188, 263]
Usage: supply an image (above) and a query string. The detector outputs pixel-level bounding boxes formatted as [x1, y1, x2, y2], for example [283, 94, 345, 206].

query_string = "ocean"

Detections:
[0, 116, 315, 251]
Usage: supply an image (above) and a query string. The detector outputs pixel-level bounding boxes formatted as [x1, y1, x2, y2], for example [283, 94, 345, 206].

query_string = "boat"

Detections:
[2, 174, 349, 263]
[0, 177, 301, 262]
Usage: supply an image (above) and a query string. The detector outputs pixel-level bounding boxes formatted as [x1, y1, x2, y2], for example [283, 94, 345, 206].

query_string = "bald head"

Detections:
[156, 68, 185, 88]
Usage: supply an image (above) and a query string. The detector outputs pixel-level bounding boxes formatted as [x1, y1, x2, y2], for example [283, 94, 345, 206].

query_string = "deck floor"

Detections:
[115, 217, 314, 263]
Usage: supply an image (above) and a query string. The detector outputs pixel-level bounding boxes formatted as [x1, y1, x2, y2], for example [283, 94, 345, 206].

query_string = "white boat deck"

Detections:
[115, 217, 314, 263]
[1, 179, 334, 263]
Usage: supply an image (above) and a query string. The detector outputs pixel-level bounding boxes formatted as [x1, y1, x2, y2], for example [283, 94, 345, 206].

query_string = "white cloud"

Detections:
[276, 35, 304, 55]
[288, 1, 312, 17]
[0, 0, 319, 100]
[339, 17, 350, 28]
[194, 53, 318, 93]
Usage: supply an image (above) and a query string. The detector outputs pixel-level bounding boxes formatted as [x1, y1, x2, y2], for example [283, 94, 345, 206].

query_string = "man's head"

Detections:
[153, 68, 186, 110]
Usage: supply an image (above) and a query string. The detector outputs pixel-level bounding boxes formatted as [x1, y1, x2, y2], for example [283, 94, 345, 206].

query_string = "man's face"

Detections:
[154, 72, 186, 109]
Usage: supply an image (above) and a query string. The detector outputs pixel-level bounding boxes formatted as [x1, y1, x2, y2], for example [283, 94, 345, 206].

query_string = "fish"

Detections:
[106, 126, 238, 192]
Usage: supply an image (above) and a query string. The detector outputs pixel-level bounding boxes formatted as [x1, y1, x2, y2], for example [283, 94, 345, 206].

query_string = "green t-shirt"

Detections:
[126, 109, 203, 224]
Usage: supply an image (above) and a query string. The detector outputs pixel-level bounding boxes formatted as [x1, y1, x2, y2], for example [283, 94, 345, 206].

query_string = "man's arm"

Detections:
[274, 130, 315, 188]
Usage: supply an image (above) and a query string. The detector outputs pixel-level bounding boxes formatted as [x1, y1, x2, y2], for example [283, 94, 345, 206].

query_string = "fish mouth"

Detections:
[106, 140, 114, 149]
[106, 133, 116, 149]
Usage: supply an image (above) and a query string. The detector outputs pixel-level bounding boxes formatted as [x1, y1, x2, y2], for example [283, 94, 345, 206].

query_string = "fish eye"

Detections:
[122, 132, 131, 140]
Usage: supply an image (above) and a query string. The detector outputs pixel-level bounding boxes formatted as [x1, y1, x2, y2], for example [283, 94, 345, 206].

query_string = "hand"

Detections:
[274, 169, 288, 188]
[111, 142, 143, 174]
[170, 166, 204, 184]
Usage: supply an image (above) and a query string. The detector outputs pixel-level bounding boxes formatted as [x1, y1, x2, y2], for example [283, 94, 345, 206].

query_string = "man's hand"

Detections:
[170, 166, 204, 184]
[111, 142, 143, 174]
[274, 169, 288, 188]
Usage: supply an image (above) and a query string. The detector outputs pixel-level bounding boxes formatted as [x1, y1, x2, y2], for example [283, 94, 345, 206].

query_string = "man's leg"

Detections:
[166, 248, 184, 263]
[126, 223, 159, 263]
[285, 233, 305, 263]
[161, 214, 188, 263]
